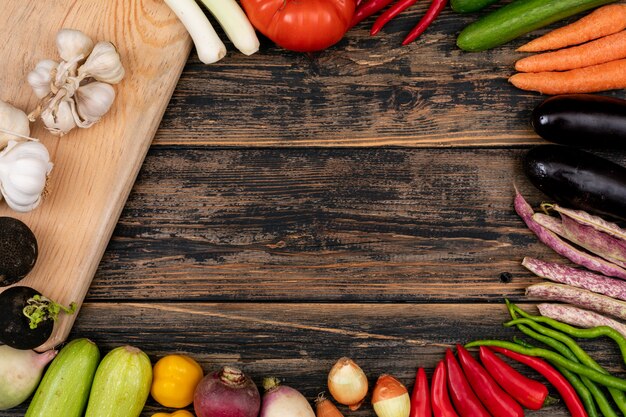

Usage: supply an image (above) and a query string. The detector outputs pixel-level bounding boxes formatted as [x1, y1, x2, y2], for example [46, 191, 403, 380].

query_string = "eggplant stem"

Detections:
[22, 295, 77, 329]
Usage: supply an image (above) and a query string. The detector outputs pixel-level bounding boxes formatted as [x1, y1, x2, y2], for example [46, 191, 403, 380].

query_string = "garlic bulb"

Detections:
[56, 28, 94, 62]
[74, 82, 115, 127]
[78, 41, 125, 84]
[41, 99, 76, 136]
[0, 140, 53, 212]
[0, 100, 30, 149]
[27, 60, 58, 99]
[28, 29, 124, 136]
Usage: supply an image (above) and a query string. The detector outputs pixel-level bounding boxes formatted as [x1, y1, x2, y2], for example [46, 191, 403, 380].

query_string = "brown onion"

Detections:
[327, 357, 368, 410]
[372, 374, 410, 417]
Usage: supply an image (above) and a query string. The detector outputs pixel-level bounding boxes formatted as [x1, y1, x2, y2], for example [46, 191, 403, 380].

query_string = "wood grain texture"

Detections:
[2, 302, 622, 416]
[153, 2, 624, 147]
[0, 0, 191, 350]
[86, 147, 626, 301]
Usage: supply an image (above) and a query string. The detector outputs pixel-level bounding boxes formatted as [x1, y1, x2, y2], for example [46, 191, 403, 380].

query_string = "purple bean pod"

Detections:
[534, 210, 626, 267]
[553, 205, 626, 241]
[561, 214, 626, 266]
[515, 190, 626, 279]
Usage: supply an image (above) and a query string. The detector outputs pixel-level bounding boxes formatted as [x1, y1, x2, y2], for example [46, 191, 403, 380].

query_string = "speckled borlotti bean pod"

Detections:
[523, 257, 626, 301]
[528, 282, 626, 321]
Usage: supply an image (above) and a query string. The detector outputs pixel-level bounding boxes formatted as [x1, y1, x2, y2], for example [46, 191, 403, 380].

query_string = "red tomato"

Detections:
[240, 0, 356, 52]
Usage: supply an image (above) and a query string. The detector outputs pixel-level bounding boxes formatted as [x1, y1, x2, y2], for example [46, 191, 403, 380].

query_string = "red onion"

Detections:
[194, 366, 260, 417]
[260, 377, 315, 417]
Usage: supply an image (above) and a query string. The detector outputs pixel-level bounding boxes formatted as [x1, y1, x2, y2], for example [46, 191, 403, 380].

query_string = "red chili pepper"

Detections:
[410, 367, 432, 417]
[431, 360, 459, 417]
[491, 346, 588, 417]
[350, 0, 396, 28]
[445, 348, 490, 417]
[370, 0, 419, 35]
[401, 0, 448, 45]
[479, 346, 548, 410]
[456, 345, 524, 417]
[356, 0, 365, 6]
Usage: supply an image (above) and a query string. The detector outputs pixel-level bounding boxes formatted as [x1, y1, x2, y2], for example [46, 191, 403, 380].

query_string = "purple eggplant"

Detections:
[524, 145, 626, 220]
[532, 94, 626, 148]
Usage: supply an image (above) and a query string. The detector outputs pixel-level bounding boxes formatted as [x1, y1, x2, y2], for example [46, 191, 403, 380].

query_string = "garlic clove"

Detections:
[0, 140, 52, 213]
[78, 41, 125, 84]
[41, 99, 76, 136]
[75, 82, 115, 127]
[27, 60, 58, 99]
[0, 100, 30, 149]
[56, 28, 94, 63]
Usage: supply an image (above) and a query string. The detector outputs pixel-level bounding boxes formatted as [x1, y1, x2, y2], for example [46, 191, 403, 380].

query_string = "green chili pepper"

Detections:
[558, 366, 601, 417]
[465, 340, 626, 391]
[505, 300, 626, 365]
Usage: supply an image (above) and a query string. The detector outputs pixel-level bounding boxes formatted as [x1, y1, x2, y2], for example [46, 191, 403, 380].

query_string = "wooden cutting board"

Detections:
[0, 0, 191, 351]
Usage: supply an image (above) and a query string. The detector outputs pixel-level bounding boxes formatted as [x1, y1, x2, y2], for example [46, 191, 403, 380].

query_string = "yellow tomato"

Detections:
[151, 411, 195, 417]
[151, 354, 204, 408]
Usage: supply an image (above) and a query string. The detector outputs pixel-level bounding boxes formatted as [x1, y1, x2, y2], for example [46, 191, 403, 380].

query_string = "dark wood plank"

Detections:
[151, 4, 626, 147]
[1, 302, 621, 416]
[87, 147, 626, 302]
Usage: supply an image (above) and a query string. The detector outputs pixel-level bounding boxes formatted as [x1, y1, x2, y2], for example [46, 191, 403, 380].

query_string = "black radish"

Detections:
[0, 217, 37, 287]
[0, 286, 75, 349]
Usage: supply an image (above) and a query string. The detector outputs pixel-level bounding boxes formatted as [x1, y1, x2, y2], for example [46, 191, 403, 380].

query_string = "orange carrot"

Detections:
[509, 59, 626, 94]
[516, 30, 626, 72]
[518, 4, 626, 52]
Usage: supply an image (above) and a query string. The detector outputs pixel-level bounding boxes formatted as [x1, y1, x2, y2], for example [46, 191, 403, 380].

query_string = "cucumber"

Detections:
[457, 0, 618, 51]
[84, 345, 152, 417]
[451, 0, 501, 13]
[25, 338, 100, 417]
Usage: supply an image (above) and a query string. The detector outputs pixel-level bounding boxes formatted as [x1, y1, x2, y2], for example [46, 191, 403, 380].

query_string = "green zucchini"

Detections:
[457, 0, 618, 51]
[451, 0, 501, 13]
[84, 345, 152, 417]
[25, 338, 100, 417]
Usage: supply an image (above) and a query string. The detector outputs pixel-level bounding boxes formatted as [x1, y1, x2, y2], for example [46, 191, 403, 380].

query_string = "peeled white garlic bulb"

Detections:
[41, 99, 76, 136]
[0, 140, 53, 212]
[56, 28, 94, 62]
[78, 41, 125, 84]
[74, 82, 115, 127]
[0, 100, 30, 149]
[27, 60, 58, 99]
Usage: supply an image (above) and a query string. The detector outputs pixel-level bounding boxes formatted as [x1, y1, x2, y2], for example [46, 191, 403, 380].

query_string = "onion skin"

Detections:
[0, 346, 57, 410]
[261, 377, 315, 417]
[194, 367, 260, 417]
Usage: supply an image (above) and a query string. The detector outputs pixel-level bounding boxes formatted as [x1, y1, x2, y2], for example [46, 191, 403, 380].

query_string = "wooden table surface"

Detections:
[3, 4, 626, 416]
